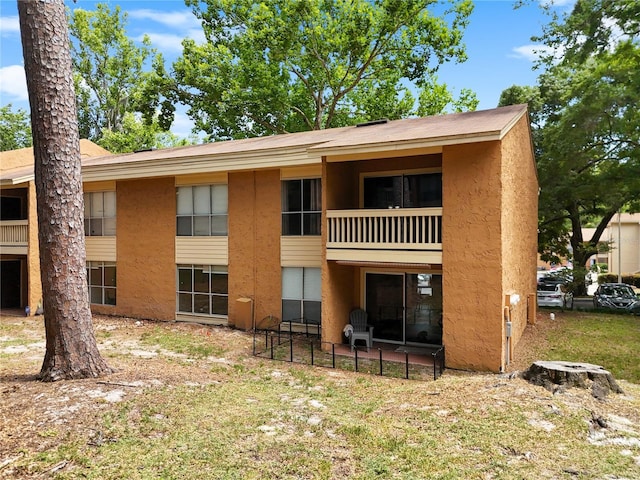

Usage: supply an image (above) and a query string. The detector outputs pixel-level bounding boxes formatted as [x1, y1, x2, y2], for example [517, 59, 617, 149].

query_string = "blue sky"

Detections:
[0, 0, 574, 138]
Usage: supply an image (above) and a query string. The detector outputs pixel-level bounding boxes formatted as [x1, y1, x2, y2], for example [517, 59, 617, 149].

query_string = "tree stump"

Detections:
[522, 361, 624, 399]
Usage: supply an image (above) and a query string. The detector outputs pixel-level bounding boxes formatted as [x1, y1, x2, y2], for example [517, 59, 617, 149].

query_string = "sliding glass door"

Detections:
[365, 272, 442, 345]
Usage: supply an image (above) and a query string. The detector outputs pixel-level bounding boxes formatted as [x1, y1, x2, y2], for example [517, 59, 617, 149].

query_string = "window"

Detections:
[282, 178, 321, 235]
[363, 173, 442, 209]
[282, 267, 321, 324]
[177, 265, 228, 316]
[177, 185, 228, 236]
[84, 191, 116, 236]
[86, 261, 116, 305]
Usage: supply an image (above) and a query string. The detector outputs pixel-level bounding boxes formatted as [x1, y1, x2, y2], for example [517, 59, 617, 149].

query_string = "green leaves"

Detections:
[0, 104, 32, 151]
[171, 0, 476, 140]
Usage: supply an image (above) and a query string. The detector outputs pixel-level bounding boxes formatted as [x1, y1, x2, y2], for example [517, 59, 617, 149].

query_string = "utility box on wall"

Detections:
[234, 297, 253, 330]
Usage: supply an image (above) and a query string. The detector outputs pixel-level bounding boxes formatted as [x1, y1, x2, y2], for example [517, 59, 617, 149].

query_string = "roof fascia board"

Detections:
[82, 148, 322, 182]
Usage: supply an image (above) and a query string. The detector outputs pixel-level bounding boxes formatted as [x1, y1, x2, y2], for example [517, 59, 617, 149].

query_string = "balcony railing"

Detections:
[326, 208, 442, 250]
[0, 220, 29, 246]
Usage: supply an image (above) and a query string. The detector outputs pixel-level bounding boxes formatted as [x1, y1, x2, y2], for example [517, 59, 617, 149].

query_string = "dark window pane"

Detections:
[282, 212, 302, 235]
[84, 219, 90, 235]
[178, 293, 192, 313]
[193, 216, 210, 236]
[194, 294, 210, 314]
[103, 217, 116, 236]
[303, 300, 321, 324]
[194, 267, 209, 293]
[282, 299, 302, 323]
[90, 287, 102, 304]
[303, 213, 321, 235]
[89, 265, 102, 286]
[177, 216, 192, 236]
[405, 173, 442, 208]
[303, 178, 321, 211]
[104, 265, 116, 287]
[211, 215, 228, 235]
[89, 218, 103, 236]
[211, 273, 228, 294]
[104, 288, 116, 305]
[212, 295, 228, 315]
[282, 180, 302, 212]
[363, 176, 401, 209]
[178, 268, 192, 292]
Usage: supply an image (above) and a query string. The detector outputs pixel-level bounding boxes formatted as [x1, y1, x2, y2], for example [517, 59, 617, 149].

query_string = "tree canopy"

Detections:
[155, 0, 476, 140]
[0, 104, 32, 151]
[68, 4, 182, 152]
[503, 0, 640, 292]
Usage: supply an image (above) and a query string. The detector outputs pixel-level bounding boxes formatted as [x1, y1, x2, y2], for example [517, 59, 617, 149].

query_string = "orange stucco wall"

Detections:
[227, 170, 281, 328]
[109, 178, 176, 320]
[27, 181, 42, 313]
[442, 141, 504, 371]
[500, 115, 538, 361]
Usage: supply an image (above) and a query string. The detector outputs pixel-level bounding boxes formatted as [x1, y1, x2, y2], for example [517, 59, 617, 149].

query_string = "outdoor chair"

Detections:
[348, 308, 374, 352]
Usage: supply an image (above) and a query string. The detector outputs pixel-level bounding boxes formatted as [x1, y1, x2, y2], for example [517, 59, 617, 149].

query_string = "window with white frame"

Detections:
[177, 185, 228, 236]
[282, 267, 321, 323]
[281, 178, 321, 235]
[84, 191, 116, 236]
[86, 261, 116, 305]
[177, 265, 228, 316]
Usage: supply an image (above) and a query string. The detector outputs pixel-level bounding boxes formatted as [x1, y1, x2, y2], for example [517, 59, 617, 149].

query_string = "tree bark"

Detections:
[18, 0, 112, 381]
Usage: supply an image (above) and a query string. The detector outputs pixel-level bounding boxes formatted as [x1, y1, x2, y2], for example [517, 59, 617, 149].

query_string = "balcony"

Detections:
[326, 208, 442, 265]
[0, 220, 29, 254]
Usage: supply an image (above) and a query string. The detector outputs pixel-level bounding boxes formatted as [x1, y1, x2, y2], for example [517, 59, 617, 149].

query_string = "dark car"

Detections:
[593, 283, 640, 314]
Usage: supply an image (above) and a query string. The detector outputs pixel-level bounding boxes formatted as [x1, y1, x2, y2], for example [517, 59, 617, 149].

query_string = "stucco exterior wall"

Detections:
[500, 115, 538, 361]
[227, 170, 281, 328]
[114, 178, 176, 320]
[442, 141, 504, 371]
[27, 180, 42, 313]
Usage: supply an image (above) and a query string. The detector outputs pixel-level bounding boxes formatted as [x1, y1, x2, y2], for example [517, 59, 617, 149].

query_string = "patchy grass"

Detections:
[1, 313, 639, 479]
[528, 311, 640, 383]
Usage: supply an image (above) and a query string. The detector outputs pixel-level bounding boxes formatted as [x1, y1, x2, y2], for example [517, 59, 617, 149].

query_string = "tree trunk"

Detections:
[18, 0, 112, 381]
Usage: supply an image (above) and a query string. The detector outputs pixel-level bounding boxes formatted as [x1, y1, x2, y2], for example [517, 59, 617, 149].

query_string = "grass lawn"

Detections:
[1, 311, 639, 479]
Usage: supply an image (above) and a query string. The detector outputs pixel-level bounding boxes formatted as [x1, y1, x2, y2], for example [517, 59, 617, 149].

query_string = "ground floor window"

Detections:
[86, 261, 116, 305]
[177, 265, 228, 316]
[282, 267, 321, 324]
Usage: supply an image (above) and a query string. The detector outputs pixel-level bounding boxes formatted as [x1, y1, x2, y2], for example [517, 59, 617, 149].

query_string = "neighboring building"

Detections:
[0, 105, 538, 372]
[584, 213, 640, 276]
[0, 140, 110, 314]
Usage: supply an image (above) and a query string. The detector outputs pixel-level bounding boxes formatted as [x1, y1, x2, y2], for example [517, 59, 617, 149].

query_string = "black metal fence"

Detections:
[252, 325, 445, 381]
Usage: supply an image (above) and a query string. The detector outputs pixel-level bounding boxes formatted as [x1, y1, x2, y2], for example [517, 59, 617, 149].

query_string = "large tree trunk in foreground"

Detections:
[18, 0, 112, 381]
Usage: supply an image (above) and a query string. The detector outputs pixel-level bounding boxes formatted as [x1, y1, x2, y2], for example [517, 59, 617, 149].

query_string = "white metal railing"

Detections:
[0, 220, 29, 245]
[326, 208, 442, 250]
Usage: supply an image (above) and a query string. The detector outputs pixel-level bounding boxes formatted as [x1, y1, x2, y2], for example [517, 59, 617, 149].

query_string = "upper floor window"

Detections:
[86, 261, 116, 305]
[84, 191, 116, 236]
[282, 178, 321, 236]
[363, 172, 442, 209]
[177, 185, 228, 236]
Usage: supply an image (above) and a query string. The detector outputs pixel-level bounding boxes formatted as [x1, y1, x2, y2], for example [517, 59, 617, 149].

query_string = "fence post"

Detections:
[379, 349, 383, 376]
[405, 351, 409, 379]
[310, 339, 314, 365]
[270, 335, 274, 359]
[332, 343, 335, 369]
[289, 336, 294, 362]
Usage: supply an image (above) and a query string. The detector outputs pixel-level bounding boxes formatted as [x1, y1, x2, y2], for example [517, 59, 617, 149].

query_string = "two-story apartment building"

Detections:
[0, 105, 538, 372]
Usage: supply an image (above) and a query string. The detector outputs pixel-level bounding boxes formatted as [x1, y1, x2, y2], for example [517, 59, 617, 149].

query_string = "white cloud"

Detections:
[0, 65, 28, 101]
[136, 29, 205, 54]
[509, 44, 556, 62]
[0, 15, 20, 36]
[128, 9, 201, 31]
[171, 110, 198, 139]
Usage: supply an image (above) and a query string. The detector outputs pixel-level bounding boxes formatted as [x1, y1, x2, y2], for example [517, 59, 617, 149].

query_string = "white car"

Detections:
[537, 282, 573, 309]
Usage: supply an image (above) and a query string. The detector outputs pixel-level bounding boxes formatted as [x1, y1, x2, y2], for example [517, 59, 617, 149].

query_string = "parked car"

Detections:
[593, 283, 640, 314]
[537, 281, 573, 309]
